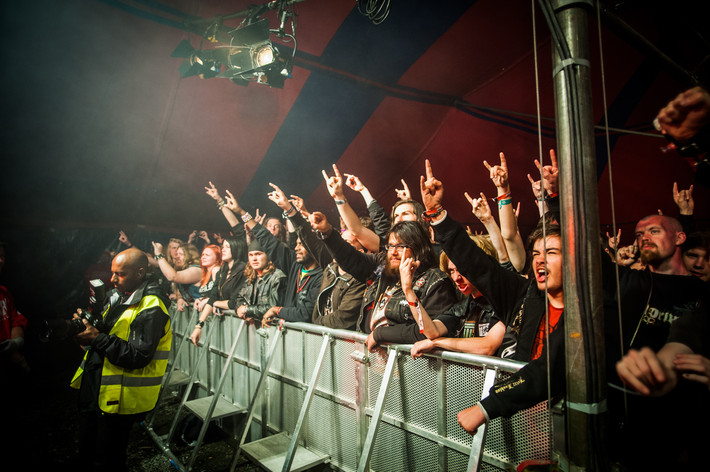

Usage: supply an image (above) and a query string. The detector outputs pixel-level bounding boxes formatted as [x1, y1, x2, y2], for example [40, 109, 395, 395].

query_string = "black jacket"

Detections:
[204, 261, 247, 310]
[233, 269, 288, 321]
[433, 214, 566, 420]
[289, 212, 366, 330]
[321, 226, 457, 343]
[251, 222, 323, 323]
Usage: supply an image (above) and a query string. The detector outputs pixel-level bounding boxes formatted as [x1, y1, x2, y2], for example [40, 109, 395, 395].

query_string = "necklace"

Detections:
[297, 271, 311, 293]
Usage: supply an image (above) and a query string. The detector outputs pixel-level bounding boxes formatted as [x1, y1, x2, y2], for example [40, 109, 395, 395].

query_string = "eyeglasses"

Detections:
[385, 244, 409, 252]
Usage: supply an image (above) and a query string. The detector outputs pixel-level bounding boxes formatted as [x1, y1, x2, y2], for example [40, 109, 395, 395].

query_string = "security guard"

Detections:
[71, 247, 171, 471]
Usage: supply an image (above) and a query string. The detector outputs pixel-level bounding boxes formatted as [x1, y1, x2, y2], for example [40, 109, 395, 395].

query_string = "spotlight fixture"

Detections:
[172, 1, 298, 89]
[171, 41, 225, 79]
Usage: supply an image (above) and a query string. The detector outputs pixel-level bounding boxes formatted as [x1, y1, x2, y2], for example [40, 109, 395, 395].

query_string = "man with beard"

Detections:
[261, 185, 368, 331]
[606, 214, 704, 354]
[603, 213, 706, 470]
[308, 214, 457, 352]
[219, 186, 323, 326]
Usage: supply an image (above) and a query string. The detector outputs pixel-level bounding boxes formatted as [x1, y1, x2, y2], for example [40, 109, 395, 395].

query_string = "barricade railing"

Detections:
[160, 305, 552, 472]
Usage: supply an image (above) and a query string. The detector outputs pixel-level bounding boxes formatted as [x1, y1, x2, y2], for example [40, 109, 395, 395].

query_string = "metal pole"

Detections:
[546, 0, 608, 470]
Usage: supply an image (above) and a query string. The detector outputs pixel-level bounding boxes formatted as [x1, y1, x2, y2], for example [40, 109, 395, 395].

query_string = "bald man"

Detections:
[604, 214, 707, 469]
[70, 247, 171, 472]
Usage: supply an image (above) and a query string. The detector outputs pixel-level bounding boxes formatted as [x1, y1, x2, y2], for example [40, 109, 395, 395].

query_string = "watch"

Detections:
[196, 320, 205, 328]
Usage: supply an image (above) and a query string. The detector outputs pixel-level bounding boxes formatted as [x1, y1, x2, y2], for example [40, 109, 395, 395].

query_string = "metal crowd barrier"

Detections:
[153, 304, 553, 472]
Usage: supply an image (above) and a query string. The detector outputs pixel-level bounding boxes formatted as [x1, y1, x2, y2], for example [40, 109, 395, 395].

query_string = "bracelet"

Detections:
[407, 299, 425, 333]
[154, 253, 164, 260]
[241, 212, 253, 223]
[334, 198, 347, 205]
[217, 199, 226, 209]
[421, 205, 444, 222]
[282, 205, 297, 218]
[497, 198, 512, 209]
[545, 192, 559, 200]
[494, 190, 512, 202]
[196, 320, 205, 328]
[316, 227, 334, 240]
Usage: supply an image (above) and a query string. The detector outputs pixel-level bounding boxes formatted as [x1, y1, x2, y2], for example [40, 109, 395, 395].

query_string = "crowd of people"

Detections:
[5, 86, 708, 470]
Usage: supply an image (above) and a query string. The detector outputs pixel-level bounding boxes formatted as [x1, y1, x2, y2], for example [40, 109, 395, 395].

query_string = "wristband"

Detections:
[217, 199, 226, 209]
[282, 205, 297, 218]
[334, 199, 347, 205]
[545, 192, 558, 200]
[154, 253, 164, 260]
[497, 198, 512, 209]
[316, 227, 334, 240]
[241, 212, 253, 223]
[422, 205, 444, 222]
[196, 320, 205, 328]
[494, 191, 512, 202]
[407, 299, 424, 333]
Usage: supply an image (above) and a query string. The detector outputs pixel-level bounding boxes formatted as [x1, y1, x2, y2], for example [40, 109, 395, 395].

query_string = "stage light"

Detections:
[172, 2, 298, 88]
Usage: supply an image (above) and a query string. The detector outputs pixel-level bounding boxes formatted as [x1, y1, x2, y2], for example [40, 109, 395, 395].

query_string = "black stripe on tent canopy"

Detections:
[239, 1, 477, 212]
[95, 0, 193, 30]
[594, 58, 659, 179]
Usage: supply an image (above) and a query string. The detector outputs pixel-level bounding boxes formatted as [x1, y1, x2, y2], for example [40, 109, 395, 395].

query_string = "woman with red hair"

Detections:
[194, 244, 222, 312]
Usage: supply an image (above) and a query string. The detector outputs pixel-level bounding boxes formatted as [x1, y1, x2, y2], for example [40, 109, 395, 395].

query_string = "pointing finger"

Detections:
[425, 159, 433, 180]
[499, 152, 507, 170]
[549, 149, 558, 169]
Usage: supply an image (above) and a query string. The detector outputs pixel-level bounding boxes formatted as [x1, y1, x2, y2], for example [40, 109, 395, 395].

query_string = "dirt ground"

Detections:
[5, 335, 259, 472]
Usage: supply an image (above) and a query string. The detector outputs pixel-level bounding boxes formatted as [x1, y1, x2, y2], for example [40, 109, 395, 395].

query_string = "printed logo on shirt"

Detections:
[640, 302, 696, 327]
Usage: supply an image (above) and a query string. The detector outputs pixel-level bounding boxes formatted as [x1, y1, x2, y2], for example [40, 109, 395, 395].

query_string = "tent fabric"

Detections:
[3, 0, 708, 235]
[1, 1, 709, 318]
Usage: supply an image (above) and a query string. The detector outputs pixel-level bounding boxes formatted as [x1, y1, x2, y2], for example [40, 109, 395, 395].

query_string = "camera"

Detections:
[40, 279, 107, 341]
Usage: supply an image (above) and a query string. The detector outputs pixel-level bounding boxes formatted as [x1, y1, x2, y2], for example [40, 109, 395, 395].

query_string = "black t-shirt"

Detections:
[457, 296, 499, 338]
[667, 296, 710, 356]
[629, 273, 705, 352]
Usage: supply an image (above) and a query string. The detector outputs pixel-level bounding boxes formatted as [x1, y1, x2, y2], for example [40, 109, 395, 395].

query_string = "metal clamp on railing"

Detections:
[349, 350, 369, 365]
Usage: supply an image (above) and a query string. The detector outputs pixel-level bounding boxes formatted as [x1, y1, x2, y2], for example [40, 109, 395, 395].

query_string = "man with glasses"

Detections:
[309, 214, 458, 352]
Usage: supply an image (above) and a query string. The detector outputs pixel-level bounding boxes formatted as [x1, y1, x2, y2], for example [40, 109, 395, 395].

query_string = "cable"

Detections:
[596, 0, 628, 421]
[531, 1, 554, 462]
[357, 0, 391, 25]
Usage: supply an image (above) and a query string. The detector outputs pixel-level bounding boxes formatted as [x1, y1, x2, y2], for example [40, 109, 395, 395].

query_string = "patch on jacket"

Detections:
[413, 275, 427, 289]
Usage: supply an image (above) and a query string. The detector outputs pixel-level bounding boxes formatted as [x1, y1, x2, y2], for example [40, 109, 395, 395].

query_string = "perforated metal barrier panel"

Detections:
[168, 306, 552, 472]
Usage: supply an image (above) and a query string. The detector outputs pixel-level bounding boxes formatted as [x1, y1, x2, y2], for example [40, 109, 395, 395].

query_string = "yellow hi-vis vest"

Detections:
[70, 293, 171, 415]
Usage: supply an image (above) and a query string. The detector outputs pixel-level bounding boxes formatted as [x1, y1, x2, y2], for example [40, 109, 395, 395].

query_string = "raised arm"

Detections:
[205, 181, 241, 228]
[323, 165, 381, 252]
[465, 191, 510, 265]
[345, 173, 390, 240]
[308, 211, 379, 282]
[483, 152, 525, 271]
[655, 85, 710, 143]
[395, 179, 412, 201]
[420, 159, 529, 320]
[151, 241, 201, 284]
